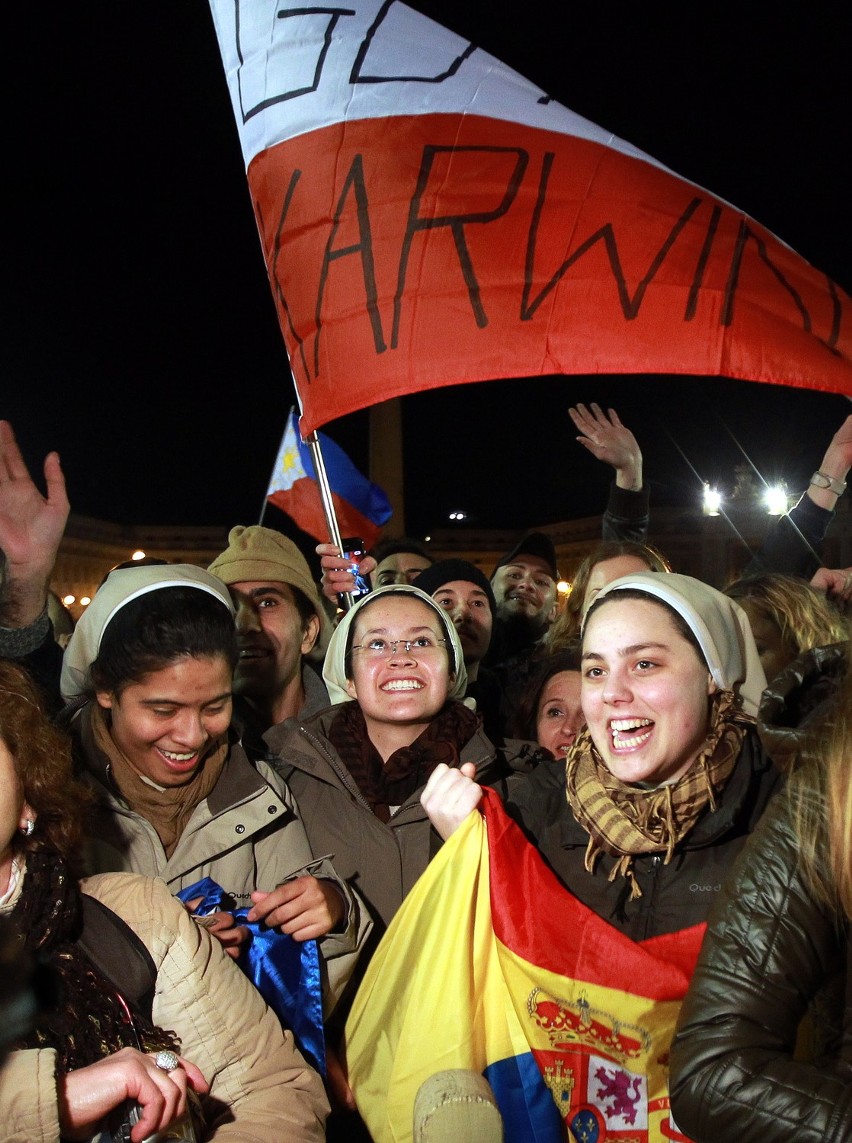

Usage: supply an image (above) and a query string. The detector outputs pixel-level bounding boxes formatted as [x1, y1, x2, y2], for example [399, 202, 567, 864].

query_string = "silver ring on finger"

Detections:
[154, 1050, 181, 1073]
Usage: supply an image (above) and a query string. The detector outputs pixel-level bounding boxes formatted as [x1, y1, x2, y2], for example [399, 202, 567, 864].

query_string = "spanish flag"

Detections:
[345, 789, 702, 1143]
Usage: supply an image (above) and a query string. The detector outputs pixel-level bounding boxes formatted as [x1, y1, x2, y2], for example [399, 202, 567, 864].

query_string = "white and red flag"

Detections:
[208, 1, 852, 433]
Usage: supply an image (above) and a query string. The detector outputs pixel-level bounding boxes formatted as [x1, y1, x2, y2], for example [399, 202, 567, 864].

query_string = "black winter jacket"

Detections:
[669, 792, 852, 1142]
[505, 727, 781, 941]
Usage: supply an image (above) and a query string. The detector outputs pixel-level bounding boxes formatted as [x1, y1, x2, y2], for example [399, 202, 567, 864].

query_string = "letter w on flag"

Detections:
[208, 1, 852, 435]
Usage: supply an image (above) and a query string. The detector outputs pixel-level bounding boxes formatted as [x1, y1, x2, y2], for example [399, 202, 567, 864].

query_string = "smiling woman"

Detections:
[0, 661, 329, 1142]
[58, 563, 368, 1013]
[422, 572, 781, 940]
[268, 585, 541, 934]
[265, 584, 549, 1119]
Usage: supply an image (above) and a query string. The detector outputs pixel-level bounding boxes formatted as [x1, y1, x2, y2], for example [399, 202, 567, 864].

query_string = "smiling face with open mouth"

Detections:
[345, 596, 453, 754]
[230, 581, 319, 702]
[491, 555, 557, 625]
[580, 597, 716, 786]
[96, 654, 233, 787]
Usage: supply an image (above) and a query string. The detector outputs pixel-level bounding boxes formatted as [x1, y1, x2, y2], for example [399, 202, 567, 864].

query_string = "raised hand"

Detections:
[316, 541, 377, 606]
[0, 421, 69, 626]
[810, 566, 852, 604]
[420, 762, 483, 842]
[568, 403, 643, 491]
[807, 414, 852, 511]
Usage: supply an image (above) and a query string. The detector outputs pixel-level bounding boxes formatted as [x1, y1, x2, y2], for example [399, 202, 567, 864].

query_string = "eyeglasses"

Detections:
[351, 636, 448, 659]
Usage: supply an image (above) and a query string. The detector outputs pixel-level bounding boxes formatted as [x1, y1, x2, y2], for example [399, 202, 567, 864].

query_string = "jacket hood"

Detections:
[757, 641, 848, 772]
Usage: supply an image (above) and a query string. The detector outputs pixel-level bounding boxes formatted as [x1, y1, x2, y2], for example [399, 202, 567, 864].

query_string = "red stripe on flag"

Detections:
[482, 790, 704, 1002]
[248, 113, 851, 431]
[269, 479, 384, 547]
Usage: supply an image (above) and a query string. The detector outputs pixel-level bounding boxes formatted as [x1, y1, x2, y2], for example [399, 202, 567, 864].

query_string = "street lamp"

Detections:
[703, 485, 723, 516]
[763, 485, 788, 515]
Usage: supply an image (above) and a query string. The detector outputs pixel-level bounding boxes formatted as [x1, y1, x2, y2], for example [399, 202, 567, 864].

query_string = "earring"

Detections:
[20, 819, 35, 837]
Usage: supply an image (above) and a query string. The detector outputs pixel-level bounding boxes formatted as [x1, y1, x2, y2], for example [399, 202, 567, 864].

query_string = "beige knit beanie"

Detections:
[208, 526, 332, 654]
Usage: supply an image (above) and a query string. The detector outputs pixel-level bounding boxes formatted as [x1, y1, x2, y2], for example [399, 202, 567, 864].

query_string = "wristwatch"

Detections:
[809, 470, 847, 496]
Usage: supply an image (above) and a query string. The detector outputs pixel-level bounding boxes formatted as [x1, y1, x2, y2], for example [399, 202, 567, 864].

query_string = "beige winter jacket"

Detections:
[0, 871, 329, 1141]
[76, 713, 371, 1014]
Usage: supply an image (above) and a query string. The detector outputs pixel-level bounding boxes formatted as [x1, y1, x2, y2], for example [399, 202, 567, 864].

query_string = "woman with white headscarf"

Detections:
[423, 572, 781, 939]
[267, 584, 542, 935]
[59, 563, 367, 1012]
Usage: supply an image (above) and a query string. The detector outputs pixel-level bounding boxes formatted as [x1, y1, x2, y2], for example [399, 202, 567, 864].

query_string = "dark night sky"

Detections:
[5, 3, 852, 540]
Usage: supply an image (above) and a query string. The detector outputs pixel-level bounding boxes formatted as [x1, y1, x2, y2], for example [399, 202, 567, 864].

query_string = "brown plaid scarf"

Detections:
[565, 690, 750, 899]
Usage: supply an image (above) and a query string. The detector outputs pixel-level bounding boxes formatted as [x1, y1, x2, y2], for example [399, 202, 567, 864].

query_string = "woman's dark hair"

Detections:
[584, 587, 707, 666]
[89, 587, 238, 696]
[0, 661, 91, 864]
[509, 646, 582, 741]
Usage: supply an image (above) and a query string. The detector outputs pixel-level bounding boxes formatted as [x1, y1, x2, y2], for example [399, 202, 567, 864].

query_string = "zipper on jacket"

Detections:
[635, 854, 663, 941]
[297, 725, 376, 812]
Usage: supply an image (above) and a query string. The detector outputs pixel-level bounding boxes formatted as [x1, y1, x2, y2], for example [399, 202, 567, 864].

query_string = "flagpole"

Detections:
[306, 429, 357, 611]
[289, 374, 356, 611]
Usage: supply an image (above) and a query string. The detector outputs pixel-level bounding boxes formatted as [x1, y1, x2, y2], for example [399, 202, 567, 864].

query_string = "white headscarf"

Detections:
[322, 584, 468, 705]
[584, 571, 767, 718]
[60, 565, 235, 702]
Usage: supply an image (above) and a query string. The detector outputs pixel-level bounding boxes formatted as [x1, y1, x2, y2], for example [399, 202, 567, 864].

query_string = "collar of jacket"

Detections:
[264, 701, 533, 815]
[75, 707, 274, 819]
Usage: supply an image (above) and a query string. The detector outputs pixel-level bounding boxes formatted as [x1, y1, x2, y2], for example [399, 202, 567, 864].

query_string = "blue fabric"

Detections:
[177, 877, 326, 1076]
[484, 1053, 565, 1142]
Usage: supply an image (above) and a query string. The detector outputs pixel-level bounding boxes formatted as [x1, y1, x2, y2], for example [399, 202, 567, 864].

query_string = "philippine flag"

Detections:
[266, 411, 392, 547]
[208, 1, 852, 434]
[345, 789, 702, 1143]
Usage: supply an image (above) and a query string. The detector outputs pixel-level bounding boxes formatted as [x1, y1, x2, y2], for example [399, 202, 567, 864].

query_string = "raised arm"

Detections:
[748, 413, 852, 579]
[568, 403, 649, 541]
[420, 762, 482, 842]
[568, 402, 642, 491]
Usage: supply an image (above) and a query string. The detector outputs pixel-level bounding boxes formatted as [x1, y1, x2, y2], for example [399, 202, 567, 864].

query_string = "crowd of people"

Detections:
[2, 404, 852, 1141]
